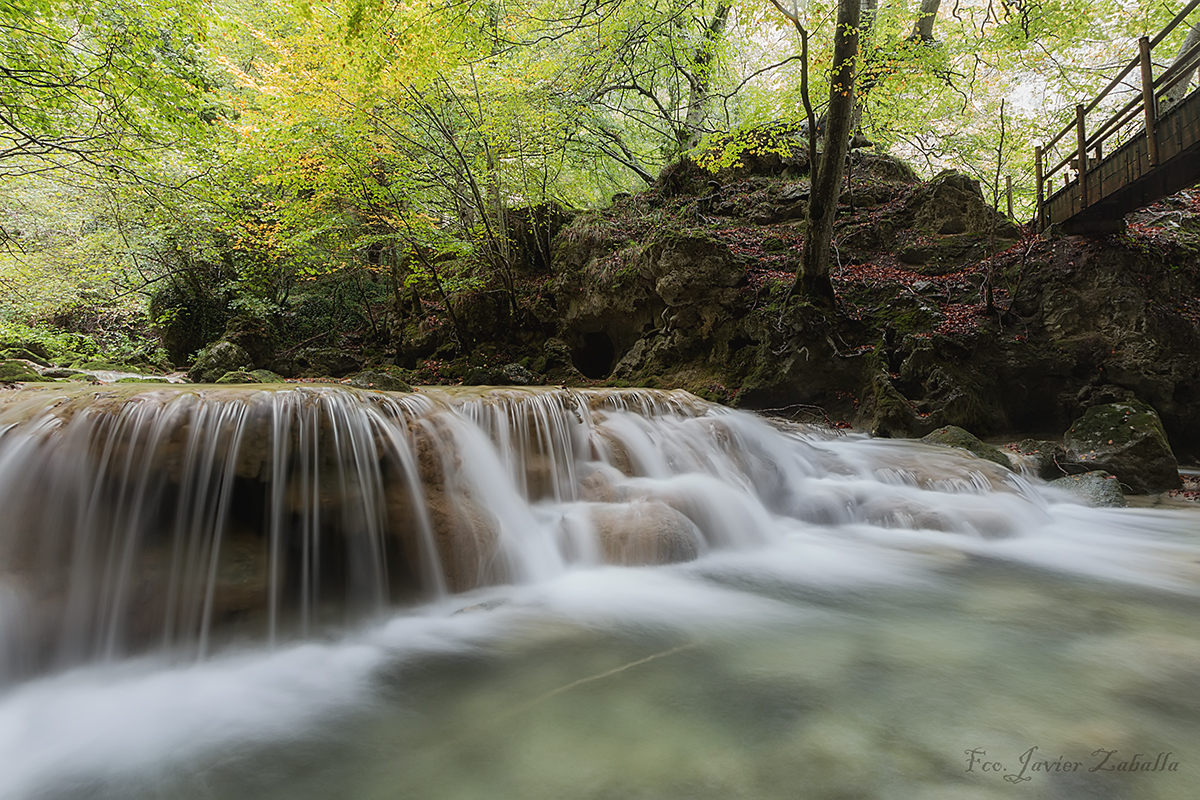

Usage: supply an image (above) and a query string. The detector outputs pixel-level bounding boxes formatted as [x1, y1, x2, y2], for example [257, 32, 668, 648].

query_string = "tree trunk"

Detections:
[791, 0, 859, 306]
[909, 0, 941, 42]
[683, 0, 733, 150]
[1161, 24, 1200, 113]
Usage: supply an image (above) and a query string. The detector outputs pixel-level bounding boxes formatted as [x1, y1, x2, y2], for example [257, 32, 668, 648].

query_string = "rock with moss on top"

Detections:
[1063, 401, 1180, 494]
[920, 425, 1013, 469]
[347, 370, 412, 392]
[188, 341, 252, 383]
[215, 370, 261, 384]
[0, 360, 51, 382]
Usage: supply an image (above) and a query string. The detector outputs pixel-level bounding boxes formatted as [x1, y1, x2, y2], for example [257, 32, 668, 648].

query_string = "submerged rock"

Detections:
[1063, 401, 1180, 494]
[589, 501, 703, 566]
[1049, 470, 1127, 507]
[920, 426, 1012, 469]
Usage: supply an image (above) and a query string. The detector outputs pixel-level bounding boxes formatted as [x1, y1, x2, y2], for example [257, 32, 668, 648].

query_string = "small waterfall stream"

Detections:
[0, 385, 1197, 799]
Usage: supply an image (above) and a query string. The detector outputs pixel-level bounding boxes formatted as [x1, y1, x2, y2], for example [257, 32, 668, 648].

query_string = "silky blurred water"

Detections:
[3, 540, 1200, 800]
[0, 386, 1198, 799]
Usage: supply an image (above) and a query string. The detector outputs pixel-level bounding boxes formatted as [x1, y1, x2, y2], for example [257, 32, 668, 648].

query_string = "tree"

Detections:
[0, 0, 214, 178]
[792, 0, 859, 306]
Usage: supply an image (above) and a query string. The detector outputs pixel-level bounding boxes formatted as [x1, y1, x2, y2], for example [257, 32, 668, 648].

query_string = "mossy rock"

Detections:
[1063, 401, 1180, 494]
[921, 425, 1012, 469]
[115, 377, 170, 384]
[42, 368, 85, 379]
[0, 339, 51, 361]
[0, 348, 51, 367]
[250, 369, 286, 384]
[346, 370, 412, 392]
[1049, 470, 1127, 507]
[0, 360, 50, 382]
[189, 340, 252, 383]
[215, 370, 261, 384]
[72, 360, 128, 371]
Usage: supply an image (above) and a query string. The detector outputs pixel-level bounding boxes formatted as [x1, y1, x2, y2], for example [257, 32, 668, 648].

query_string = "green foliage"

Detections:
[0, 0, 216, 177]
[694, 122, 809, 173]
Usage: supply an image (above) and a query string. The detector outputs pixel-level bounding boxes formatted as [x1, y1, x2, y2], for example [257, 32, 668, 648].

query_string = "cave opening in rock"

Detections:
[574, 332, 615, 379]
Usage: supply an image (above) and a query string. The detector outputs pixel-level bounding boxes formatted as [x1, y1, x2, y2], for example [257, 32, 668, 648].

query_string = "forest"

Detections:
[0, 0, 1196, 399]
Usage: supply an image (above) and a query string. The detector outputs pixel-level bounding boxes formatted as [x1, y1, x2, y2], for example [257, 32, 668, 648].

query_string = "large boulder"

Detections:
[188, 340, 252, 383]
[1063, 401, 1180, 494]
[904, 170, 1020, 238]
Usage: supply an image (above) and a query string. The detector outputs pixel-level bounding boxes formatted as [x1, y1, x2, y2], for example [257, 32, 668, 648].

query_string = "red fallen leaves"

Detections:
[931, 302, 987, 337]
[1168, 474, 1200, 502]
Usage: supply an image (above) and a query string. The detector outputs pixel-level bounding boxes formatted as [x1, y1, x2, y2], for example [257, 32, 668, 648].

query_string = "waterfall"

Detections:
[0, 384, 1194, 685]
[2, 384, 1199, 800]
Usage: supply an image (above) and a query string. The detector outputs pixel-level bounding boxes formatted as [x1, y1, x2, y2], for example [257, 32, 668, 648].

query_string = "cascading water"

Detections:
[1, 384, 1198, 799]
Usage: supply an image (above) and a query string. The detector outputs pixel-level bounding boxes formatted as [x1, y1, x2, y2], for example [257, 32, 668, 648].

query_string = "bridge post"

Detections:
[1140, 36, 1159, 167]
[1035, 146, 1044, 229]
[1076, 104, 1089, 208]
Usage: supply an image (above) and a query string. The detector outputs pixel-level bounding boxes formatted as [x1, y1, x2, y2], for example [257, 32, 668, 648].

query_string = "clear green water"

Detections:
[12, 555, 1198, 800]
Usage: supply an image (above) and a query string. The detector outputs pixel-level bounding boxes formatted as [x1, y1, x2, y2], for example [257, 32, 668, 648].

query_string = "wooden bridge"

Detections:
[1037, 0, 1200, 233]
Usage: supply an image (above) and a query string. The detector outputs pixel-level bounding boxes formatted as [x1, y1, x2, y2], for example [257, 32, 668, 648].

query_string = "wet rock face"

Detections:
[1009, 439, 1069, 480]
[1049, 470, 1127, 507]
[1063, 401, 1180, 494]
[589, 501, 703, 566]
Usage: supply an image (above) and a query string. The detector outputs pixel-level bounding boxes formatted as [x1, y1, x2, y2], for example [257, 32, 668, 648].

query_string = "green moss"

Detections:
[0, 360, 49, 382]
[215, 370, 261, 384]
[72, 360, 128, 371]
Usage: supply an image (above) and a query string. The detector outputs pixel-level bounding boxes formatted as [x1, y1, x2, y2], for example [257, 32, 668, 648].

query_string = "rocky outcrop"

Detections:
[1063, 401, 1180, 494]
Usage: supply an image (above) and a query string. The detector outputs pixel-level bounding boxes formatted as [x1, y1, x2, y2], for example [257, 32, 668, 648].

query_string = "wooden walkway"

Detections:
[1037, 0, 1200, 233]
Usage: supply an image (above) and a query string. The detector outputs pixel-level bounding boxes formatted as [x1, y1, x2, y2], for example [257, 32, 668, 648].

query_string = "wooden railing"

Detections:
[1036, 0, 1200, 228]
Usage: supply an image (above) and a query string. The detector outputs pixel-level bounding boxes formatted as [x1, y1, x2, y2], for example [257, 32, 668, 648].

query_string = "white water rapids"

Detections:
[0, 385, 1197, 799]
